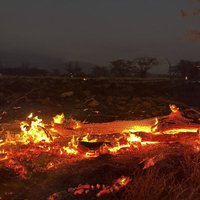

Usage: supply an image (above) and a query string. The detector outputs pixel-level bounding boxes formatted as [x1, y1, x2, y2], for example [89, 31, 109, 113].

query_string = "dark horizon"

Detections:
[0, 0, 200, 73]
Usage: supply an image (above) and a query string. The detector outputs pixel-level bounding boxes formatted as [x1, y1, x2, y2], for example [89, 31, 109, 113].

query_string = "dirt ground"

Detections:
[0, 76, 200, 122]
[1, 77, 200, 200]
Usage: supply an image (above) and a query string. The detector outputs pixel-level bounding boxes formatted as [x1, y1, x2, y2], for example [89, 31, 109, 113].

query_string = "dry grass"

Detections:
[121, 149, 200, 200]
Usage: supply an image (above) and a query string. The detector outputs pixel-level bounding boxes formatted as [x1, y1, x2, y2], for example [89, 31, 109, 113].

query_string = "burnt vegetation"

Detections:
[0, 74, 200, 200]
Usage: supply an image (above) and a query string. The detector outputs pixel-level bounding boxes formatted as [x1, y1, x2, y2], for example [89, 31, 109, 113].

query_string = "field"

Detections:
[1, 77, 200, 200]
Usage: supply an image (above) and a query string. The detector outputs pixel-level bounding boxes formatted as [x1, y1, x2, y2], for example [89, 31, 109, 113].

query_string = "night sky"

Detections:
[0, 0, 200, 73]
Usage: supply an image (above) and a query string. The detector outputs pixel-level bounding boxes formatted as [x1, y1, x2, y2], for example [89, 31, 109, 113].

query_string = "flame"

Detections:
[115, 176, 131, 187]
[108, 142, 130, 153]
[127, 125, 152, 133]
[20, 114, 53, 144]
[127, 133, 141, 143]
[70, 119, 81, 129]
[81, 133, 89, 142]
[81, 133, 97, 142]
[106, 133, 142, 154]
[27, 113, 33, 118]
[127, 118, 158, 134]
[63, 146, 78, 155]
[169, 104, 179, 113]
[53, 113, 65, 124]
[62, 136, 79, 155]
[0, 149, 8, 160]
[0, 139, 5, 147]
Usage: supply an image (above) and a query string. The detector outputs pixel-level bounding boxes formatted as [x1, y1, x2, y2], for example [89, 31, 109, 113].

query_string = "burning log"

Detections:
[52, 105, 200, 137]
[53, 118, 156, 136]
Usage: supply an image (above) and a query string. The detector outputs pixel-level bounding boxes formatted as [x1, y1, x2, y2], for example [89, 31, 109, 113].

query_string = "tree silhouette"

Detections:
[133, 57, 159, 77]
[175, 60, 200, 80]
[110, 59, 137, 77]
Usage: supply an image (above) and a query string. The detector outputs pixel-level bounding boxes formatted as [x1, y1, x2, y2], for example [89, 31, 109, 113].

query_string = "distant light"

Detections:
[185, 76, 188, 80]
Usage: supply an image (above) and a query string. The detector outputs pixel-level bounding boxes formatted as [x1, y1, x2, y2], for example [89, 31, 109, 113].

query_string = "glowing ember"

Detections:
[96, 176, 131, 197]
[114, 176, 131, 187]
[85, 151, 99, 157]
[0, 139, 5, 146]
[141, 141, 160, 146]
[65, 118, 81, 129]
[71, 119, 81, 129]
[48, 176, 132, 199]
[169, 104, 179, 113]
[81, 133, 97, 142]
[162, 127, 199, 135]
[127, 125, 152, 133]
[107, 133, 142, 153]
[0, 149, 8, 161]
[108, 143, 130, 153]
[127, 118, 158, 134]
[63, 146, 78, 155]
[53, 113, 65, 124]
[142, 154, 165, 169]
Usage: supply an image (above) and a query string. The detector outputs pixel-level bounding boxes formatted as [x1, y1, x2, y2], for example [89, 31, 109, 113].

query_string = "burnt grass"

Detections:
[1, 76, 200, 200]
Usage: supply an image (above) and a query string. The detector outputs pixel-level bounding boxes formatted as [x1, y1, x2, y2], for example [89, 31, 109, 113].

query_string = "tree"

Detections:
[110, 59, 127, 77]
[110, 59, 137, 77]
[133, 57, 159, 77]
[175, 60, 200, 80]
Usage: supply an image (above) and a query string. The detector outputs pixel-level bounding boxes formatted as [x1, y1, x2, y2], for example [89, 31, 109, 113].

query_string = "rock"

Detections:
[82, 90, 91, 97]
[85, 98, 100, 108]
[60, 91, 74, 98]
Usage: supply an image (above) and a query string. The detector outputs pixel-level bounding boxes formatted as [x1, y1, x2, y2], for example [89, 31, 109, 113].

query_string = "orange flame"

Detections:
[127, 133, 142, 143]
[20, 114, 53, 144]
[81, 133, 97, 142]
[53, 113, 65, 124]
[0, 149, 8, 161]
[62, 136, 79, 155]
